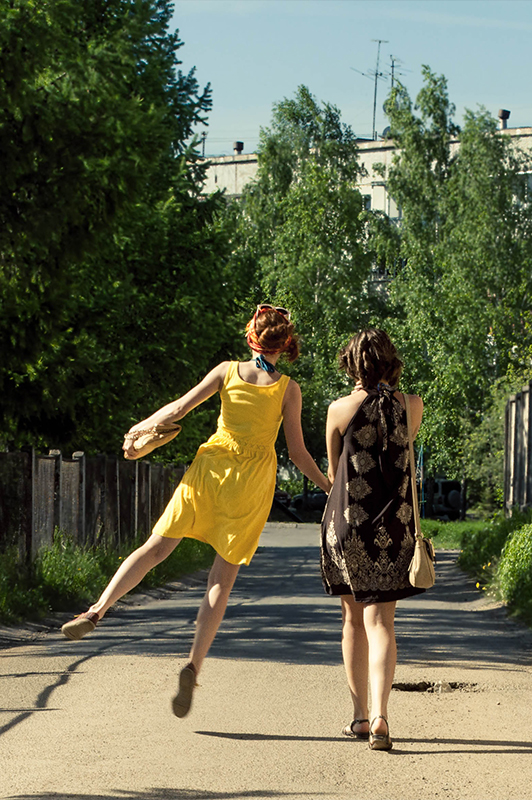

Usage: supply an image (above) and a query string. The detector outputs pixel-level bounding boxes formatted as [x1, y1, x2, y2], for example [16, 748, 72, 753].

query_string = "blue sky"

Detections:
[172, 0, 532, 155]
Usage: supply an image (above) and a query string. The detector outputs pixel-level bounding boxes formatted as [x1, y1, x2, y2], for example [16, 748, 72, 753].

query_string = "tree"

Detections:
[377, 67, 532, 489]
[236, 86, 373, 466]
[1, 1, 240, 457]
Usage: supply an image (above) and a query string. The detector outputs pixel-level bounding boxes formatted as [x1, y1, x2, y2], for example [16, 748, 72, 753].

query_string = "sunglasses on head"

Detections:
[256, 304, 291, 321]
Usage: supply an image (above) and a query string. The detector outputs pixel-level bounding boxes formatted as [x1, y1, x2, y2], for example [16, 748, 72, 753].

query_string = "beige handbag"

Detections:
[404, 394, 436, 589]
[123, 422, 181, 460]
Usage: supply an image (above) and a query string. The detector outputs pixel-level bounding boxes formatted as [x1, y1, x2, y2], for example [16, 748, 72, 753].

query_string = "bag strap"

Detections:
[404, 393, 422, 540]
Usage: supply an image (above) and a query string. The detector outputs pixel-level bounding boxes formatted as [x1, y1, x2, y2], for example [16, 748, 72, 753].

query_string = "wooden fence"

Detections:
[505, 380, 532, 512]
[0, 449, 184, 561]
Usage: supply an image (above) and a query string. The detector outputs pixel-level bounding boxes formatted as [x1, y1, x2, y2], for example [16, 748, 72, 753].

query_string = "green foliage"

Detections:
[497, 523, 532, 622]
[375, 67, 532, 481]
[458, 508, 532, 579]
[0, 547, 47, 622]
[236, 85, 373, 460]
[419, 518, 482, 550]
[34, 532, 113, 609]
[0, 531, 215, 623]
[0, 0, 241, 458]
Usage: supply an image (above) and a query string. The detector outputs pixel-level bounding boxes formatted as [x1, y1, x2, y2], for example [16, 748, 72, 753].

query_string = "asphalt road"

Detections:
[1, 523, 532, 800]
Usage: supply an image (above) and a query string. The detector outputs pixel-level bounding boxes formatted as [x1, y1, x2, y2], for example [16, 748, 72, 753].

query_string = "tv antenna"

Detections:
[387, 54, 411, 89]
[351, 38, 389, 140]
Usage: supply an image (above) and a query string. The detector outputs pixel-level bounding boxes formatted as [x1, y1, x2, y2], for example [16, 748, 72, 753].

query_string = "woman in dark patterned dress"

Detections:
[321, 329, 424, 751]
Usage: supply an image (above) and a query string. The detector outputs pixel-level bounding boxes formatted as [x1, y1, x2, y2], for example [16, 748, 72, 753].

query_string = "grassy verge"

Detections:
[0, 532, 215, 625]
[424, 509, 532, 627]
[419, 518, 485, 550]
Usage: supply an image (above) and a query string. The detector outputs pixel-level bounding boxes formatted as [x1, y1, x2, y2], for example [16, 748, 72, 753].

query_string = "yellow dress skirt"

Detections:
[152, 362, 290, 565]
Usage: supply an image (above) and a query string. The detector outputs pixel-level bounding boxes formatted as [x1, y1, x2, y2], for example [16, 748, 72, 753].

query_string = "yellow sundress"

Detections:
[153, 361, 290, 565]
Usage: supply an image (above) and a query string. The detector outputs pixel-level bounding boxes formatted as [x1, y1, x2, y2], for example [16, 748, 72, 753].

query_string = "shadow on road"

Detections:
[196, 729, 532, 755]
[5, 789, 330, 800]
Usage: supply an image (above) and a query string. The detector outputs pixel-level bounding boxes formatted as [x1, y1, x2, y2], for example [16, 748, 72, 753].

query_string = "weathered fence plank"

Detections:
[505, 380, 532, 512]
[0, 450, 184, 559]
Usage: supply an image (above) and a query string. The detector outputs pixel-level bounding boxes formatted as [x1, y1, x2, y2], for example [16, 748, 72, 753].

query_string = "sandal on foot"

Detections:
[369, 716, 393, 751]
[61, 611, 100, 641]
[172, 664, 198, 718]
[342, 718, 370, 740]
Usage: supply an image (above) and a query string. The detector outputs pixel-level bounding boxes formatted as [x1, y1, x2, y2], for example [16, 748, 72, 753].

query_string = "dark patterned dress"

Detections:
[321, 386, 425, 603]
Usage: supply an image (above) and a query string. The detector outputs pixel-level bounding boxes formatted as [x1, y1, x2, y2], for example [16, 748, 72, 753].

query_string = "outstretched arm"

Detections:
[282, 381, 331, 494]
[123, 362, 230, 456]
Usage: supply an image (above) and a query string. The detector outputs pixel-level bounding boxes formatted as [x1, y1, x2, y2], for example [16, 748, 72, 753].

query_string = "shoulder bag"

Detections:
[404, 394, 435, 589]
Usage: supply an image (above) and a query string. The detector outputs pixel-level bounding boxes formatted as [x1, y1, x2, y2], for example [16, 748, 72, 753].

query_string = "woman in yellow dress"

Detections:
[62, 305, 330, 717]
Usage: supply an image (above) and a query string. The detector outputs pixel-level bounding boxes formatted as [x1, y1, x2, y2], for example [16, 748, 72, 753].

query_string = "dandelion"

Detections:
[476, 582, 480, 588]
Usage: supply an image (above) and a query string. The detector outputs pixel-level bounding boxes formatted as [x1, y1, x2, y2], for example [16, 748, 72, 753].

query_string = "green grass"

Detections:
[0, 532, 215, 624]
[420, 518, 485, 550]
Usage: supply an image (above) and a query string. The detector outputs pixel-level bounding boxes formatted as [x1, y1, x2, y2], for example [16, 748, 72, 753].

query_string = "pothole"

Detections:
[392, 680, 479, 693]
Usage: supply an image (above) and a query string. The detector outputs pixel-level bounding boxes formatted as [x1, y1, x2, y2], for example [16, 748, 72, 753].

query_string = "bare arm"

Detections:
[282, 381, 331, 494]
[123, 362, 230, 456]
[325, 401, 344, 484]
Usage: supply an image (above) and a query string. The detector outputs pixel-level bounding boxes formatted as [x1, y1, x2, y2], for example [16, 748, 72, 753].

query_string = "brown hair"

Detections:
[246, 308, 300, 362]
[339, 329, 403, 387]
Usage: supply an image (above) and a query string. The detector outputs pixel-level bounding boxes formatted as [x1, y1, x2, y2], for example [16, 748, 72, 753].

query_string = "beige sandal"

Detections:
[61, 611, 100, 641]
[368, 716, 393, 751]
[172, 664, 198, 718]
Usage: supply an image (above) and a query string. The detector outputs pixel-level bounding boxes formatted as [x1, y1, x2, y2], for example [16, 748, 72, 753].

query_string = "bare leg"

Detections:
[363, 600, 397, 735]
[89, 533, 181, 619]
[340, 595, 369, 734]
[188, 553, 240, 674]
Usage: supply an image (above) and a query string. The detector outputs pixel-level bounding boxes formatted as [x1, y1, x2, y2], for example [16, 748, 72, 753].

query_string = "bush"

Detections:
[34, 532, 116, 610]
[458, 508, 532, 580]
[497, 523, 532, 622]
[0, 531, 215, 624]
[0, 548, 47, 622]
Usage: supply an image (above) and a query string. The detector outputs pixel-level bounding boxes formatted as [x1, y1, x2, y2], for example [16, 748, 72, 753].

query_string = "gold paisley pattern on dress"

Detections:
[321, 390, 421, 599]
[374, 525, 392, 549]
[397, 502, 412, 525]
[390, 423, 408, 447]
[350, 451, 376, 474]
[355, 424, 377, 448]
[395, 450, 409, 471]
[347, 476, 372, 501]
[344, 503, 369, 527]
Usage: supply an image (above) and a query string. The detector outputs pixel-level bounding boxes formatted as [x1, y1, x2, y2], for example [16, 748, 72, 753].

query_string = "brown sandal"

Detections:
[369, 716, 393, 751]
[172, 664, 198, 718]
[342, 718, 370, 740]
[61, 611, 100, 641]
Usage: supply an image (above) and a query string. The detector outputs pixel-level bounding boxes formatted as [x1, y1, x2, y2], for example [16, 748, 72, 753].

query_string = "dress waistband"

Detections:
[205, 429, 274, 457]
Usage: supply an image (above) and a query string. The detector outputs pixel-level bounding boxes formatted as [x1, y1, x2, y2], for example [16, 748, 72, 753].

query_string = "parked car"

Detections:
[424, 478, 461, 520]
[289, 489, 328, 514]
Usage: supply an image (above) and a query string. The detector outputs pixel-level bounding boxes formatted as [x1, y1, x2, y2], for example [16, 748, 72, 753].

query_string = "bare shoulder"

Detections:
[206, 361, 231, 390]
[283, 378, 302, 403]
[328, 390, 367, 434]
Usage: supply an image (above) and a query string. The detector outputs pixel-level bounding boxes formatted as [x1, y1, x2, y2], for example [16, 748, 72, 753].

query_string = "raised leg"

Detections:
[89, 533, 181, 619]
[363, 600, 397, 736]
[188, 553, 240, 674]
[340, 594, 369, 735]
